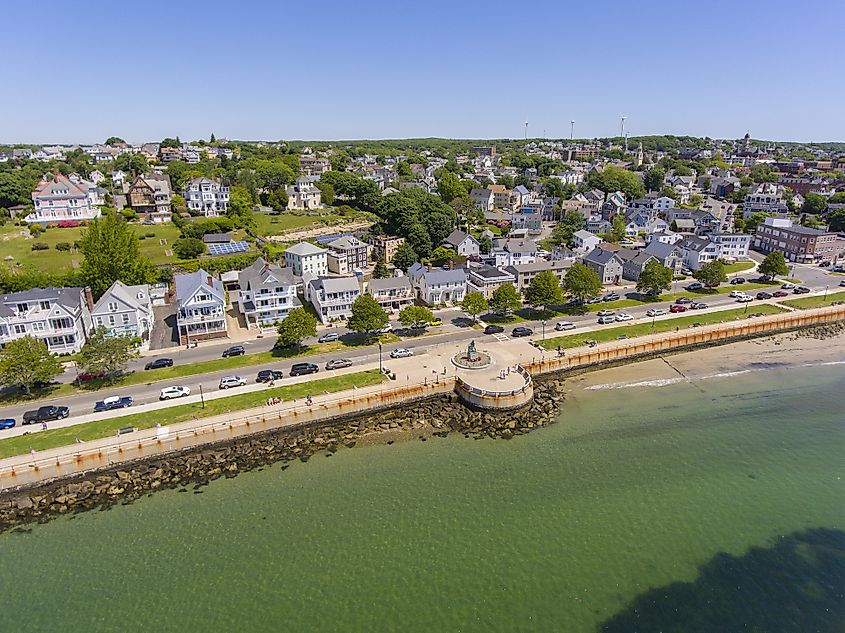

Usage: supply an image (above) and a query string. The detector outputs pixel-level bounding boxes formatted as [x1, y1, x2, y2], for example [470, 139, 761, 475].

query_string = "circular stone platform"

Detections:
[453, 356, 534, 411]
[451, 350, 492, 369]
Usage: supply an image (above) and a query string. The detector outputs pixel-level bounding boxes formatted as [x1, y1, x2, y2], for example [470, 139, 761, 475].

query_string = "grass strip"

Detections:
[779, 291, 845, 310]
[0, 370, 386, 459]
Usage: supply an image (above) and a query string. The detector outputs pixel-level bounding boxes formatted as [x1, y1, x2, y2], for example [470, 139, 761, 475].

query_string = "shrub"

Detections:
[31, 242, 49, 251]
[173, 237, 206, 259]
[121, 209, 138, 221]
[145, 232, 155, 238]
[138, 235, 147, 240]
[55, 242, 71, 251]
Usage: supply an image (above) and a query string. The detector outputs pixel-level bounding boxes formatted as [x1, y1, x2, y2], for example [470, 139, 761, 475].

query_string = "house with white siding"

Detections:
[0, 287, 91, 354]
[90, 281, 153, 349]
[174, 269, 228, 344]
[236, 257, 300, 330]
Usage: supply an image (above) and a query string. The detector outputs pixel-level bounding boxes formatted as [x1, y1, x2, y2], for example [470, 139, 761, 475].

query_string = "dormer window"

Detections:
[108, 302, 118, 312]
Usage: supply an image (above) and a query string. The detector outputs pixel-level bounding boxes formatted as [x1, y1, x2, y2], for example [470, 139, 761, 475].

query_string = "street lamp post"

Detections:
[378, 342, 383, 374]
[199, 383, 205, 409]
[824, 285, 829, 301]
[541, 319, 546, 343]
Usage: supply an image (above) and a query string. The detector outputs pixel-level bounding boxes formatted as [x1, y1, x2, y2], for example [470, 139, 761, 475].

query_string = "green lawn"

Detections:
[0, 333, 401, 406]
[539, 304, 787, 350]
[724, 261, 755, 274]
[0, 223, 185, 271]
[779, 291, 845, 310]
[0, 370, 386, 459]
[253, 211, 348, 237]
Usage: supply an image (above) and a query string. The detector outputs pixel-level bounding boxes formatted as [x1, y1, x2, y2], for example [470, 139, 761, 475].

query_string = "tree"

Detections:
[347, 295, 389, 335]
[398, 305, 434, 329]
[315, 181, 335, 206]
[105, 136, 125, 145]
[490, 283, 522, 315]
[228, 185, 254, 215]
[563, 263, 603, 305]
[266, 188, 289, 212]
[0, 336, 63, 394]
[551, 210, 585, 247]
[75, 326, 139, 383]
[460, 291, 489, 322]
[78, 211, 155, 297]
[479, 234, 493, 255]
[801, 192, 827, 215]
[276, 307, 317, 348]
[430, 246, 457, 266]
[524, 270, 564, 313]
[405, 223, 432, 259]
[607, 215, 627, 242]
[437, 171, 465, 203]
[826, 207, 845, 232]
[391, 242, 418, 272]
[174, 237, 206, 259]
[692, 260, 727, 288]
[636, 260, 673, 296]
[585, 164, 645, 200]
[372, 258, 390, 279]
[643, 166, 665, 192]
[744, 211, 770, 234]
[758, 251, 788, 279]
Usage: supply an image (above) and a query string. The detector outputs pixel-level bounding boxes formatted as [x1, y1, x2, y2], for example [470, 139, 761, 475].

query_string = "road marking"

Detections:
[493, 333, 510, 343]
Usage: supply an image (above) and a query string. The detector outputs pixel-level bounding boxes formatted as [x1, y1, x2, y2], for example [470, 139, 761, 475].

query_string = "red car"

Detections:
[772, 290, 788, 297]
[670, 304, 688, 313]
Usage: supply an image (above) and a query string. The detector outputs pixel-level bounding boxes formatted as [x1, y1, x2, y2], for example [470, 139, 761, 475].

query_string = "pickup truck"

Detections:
[93, 396, 134, 412]
[22, 405, 70, 425]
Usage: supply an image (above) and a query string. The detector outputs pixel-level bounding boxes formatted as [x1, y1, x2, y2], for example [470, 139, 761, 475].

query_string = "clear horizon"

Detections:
[2, 0, 843, 145]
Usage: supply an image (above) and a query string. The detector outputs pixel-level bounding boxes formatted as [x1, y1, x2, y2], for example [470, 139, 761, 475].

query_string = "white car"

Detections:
[780, 282, 796, 290]
[840, 279, 845, 287]
[736, 295, 753, 303]
[729, 290, 745, 298]
[646, 308, 666, 317]
[218, 376, 246, 389]
[554, 321, 576, 331]
[159, 386, 191, 400]
[376, 325, 393, 334]
[615, 312, 634, 322]
[390, 348, 413, 359]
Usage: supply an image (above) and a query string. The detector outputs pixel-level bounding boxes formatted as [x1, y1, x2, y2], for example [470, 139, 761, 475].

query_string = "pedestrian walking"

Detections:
[42, 421, 47, 431]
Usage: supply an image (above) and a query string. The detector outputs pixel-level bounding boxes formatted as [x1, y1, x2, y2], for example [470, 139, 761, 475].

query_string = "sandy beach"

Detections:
[564, 327, 845, 397]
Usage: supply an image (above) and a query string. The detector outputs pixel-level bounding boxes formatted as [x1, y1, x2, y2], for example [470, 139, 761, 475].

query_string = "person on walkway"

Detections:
[306, 394, 313, 406]
[41, 421, 47, 431]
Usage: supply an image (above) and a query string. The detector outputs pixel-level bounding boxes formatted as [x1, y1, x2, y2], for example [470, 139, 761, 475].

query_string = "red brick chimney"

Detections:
[207, 275, 213, 287]
[84, 287, 94, 311]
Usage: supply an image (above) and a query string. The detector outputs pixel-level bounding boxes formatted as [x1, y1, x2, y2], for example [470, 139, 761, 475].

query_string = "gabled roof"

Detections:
[238, 257, 296, 291]
[91, 280, 151, 316]
[644, 240, 680, 259]
[285, 241, 327, 257]
[327, 235, 365, 251]
[0, 287, 84, 317]
[310, 276, 361, 295]
[443, 229, 478, 248]
[582, 248, 621, 266]
[174, 269, 225, 305]
[573, 229, 598, 241]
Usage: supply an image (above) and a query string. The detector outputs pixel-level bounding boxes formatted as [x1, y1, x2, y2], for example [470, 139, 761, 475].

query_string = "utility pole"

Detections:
[570, 120, 575, 140]
[620, 116, 626, 140]
[524, 121, 528, 141]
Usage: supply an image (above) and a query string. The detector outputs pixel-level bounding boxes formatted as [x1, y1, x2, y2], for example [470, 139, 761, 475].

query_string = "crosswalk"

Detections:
[492, 333, 510, 343]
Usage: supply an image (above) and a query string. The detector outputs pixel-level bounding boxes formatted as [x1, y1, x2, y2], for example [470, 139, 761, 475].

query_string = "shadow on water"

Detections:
[598, 528, 845, 633]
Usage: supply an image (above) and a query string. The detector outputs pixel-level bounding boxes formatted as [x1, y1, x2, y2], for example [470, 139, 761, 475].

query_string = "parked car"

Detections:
[256, 369, 285, 383]
[728, 290, 747, 298]
[93, 396, 134, 412]
[511, 326, 533, 337]
[159, 386, 190, 400]
[428, 318, 444, 326]
[23, 405, 70, 424]
[596, 309, 615, 317]
[219, 375, 246, 389]
[670, 304, 687, 313]
[326, 358, 353, 371]
[793, 286, 811, 294]
[781, 282, 796, 290]
[687, 282, 704, 291]
[646, 309, 666, 317]
[145, 358, 174, 371]
[318, 332, 340, 343]
[756, 291, 773, 300]
[484, 324, 505, 334]
[0, 418, 15, 430]
[615, 313, 634, 322]
[290, 362, 319, 376]
[375, 325, 393, 334]
[389, 348, 414, 359]
[730, 277, 747, 285]
[819, 260, 831, 267]
[222, 345, 245, 358]
[597, 315, 615, 324]
[840, 280, 845, 287]
[554, 321, 576, 331]
[772, 290, 789, 297]
[602, 292, 620, 302]
[675, 297, 693, 304]
[736, 295, 753, 302]
[586, 297, 603, 304]
[690, 302, 708, 310]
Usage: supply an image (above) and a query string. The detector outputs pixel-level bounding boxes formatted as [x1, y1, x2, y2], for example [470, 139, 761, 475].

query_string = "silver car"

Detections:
[219, 376, 246, 389]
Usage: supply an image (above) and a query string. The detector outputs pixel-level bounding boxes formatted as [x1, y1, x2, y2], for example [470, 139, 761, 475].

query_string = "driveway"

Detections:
[150, 304, 179, 350]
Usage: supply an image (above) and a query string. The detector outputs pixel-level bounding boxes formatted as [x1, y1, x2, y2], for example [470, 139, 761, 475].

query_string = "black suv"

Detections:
[23, 406, 70, 425]
[290, 363, 319, 377]
[511, 326, 533, 337]
[145, 358, 174, 370]
[222, 345, 245, 358]
[484, 324, 505, 335]
[256, 369, 285, 383]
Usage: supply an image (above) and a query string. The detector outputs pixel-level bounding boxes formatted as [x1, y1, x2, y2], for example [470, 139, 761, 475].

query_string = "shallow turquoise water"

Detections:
[0, 365, 842, 632]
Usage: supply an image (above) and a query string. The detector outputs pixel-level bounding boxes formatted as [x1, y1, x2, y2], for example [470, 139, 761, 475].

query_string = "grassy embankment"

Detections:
[780, 291, 845, 310]
[0, 370, 386, 459]
[0, 334, 400, 406]
[539, 304, 787, 349]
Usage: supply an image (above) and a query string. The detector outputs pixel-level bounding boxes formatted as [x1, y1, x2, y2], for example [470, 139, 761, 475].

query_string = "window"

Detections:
[13, 324, 26, 335]
[108, 315, 115, 326]
[40, 301, 51, 310]
[108, 302, 118, 312]
[122, 314, 130, 324]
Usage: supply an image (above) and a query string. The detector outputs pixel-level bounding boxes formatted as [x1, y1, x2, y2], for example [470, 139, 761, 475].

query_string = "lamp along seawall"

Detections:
[0, 306, 842, 531]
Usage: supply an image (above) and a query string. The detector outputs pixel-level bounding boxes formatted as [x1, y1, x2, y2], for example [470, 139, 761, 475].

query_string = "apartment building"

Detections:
[753, 218, 837, 263]
[284, 242, 328, 277]
[368, 235, 405, 264]
[465, 265, 516, 299]
[408, 263, 467, 305]
[0, 287, 91, 354]
[326, 236, 368, 273]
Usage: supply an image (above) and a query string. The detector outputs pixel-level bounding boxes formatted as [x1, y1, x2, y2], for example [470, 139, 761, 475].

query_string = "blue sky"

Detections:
[2, 0, 843, 144]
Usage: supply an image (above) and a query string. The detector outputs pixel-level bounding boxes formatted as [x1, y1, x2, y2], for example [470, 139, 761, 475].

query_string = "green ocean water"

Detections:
[0, 364, 843, 632]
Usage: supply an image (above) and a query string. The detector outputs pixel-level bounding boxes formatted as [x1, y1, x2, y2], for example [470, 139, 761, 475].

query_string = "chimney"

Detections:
[207, 275, 213, 287]
[84, 287, 94, 312]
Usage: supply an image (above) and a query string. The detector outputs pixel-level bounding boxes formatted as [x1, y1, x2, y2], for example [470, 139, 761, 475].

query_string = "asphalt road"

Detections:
[2, 269, 842, 429]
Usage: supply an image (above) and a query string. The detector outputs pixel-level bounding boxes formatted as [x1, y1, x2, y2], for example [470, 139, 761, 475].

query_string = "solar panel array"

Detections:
[207, 241, 249, 256]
